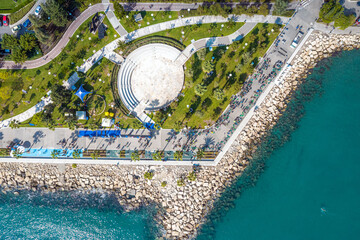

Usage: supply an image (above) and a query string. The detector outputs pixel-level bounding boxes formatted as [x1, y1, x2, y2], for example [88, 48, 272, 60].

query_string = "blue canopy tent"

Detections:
[75, 85, 91, 102]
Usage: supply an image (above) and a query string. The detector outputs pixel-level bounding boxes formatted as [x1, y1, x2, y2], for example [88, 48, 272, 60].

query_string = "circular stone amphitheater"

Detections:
[118, 44, 184, 116]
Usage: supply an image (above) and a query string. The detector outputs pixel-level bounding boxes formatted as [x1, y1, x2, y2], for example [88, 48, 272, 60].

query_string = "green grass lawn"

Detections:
[120, 11, 179, 32]
[0, 0, 30, 12]
[145, 22, 244, 46]
[151, 23, 281, 129]
[0, 14, 118, 122]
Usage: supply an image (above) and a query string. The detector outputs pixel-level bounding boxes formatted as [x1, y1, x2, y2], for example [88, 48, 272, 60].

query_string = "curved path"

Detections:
[0, 3, 113, 70]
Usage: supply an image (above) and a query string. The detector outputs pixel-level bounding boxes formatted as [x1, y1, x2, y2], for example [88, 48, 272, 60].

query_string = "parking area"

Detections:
[0, 15, 12, 39]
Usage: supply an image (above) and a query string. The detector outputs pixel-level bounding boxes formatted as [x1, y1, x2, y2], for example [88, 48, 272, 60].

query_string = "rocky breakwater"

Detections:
[0, 32, 360, 239]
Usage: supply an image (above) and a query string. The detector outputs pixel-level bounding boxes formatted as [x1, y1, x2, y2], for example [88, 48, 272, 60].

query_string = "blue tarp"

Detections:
[78, 130, 121, 138]
[144, 122, 155, 129]
[75, 85, 91, 102]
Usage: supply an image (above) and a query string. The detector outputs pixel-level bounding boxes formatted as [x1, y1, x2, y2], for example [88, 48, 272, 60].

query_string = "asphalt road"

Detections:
[0, 3, 112, 70]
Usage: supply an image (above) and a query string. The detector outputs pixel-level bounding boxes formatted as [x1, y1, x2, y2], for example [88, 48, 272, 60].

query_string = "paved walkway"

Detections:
[0, 3, 114, 69]
[103, 0, 128, 36]
[0, 93, 52, 128]
[176, 22, 257, 65]
[121, 14, 289, 42]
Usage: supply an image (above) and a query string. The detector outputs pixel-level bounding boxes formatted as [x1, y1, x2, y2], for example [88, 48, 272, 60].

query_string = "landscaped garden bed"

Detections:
[0, 14, 118, 123]
[150, 23, 281, 129]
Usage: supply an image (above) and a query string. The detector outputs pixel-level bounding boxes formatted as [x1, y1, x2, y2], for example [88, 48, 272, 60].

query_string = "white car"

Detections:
[11, 25, 21, 33]
[34, 5, 41, 16]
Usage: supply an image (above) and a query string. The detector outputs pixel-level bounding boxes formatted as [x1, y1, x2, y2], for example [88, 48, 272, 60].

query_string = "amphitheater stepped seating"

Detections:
[117, 44, 183, 123]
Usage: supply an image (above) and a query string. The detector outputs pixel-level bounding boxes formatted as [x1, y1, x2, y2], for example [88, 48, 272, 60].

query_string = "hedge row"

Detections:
[9, 0, 36, 24]
[122, 35, 185, 57]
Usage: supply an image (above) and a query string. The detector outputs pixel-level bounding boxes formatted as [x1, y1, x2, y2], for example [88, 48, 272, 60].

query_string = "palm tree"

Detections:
[51, 150, 61, 159]
[12, 149, 23, 159]
[196, 148, 204, 160]
[174, 151, 183, 161]
[131, 150, 140, 161]
[152, 151, 162, 161]
[72, 150, 81, 159]
[9, 120, 20, 129]
[91, 150, 100, 160]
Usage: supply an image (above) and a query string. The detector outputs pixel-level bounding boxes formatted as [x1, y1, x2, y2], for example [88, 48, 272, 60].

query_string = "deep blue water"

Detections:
[1, 50, 360, 239]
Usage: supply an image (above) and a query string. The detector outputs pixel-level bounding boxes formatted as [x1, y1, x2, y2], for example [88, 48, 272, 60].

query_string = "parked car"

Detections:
[23, 19, 31, 28]
[3, 15, 8, 26]
[34, 5, 41, 16]
[356, 17, 360, 25]
[12, 25, 21, 33]
[0, 16, 2, 27]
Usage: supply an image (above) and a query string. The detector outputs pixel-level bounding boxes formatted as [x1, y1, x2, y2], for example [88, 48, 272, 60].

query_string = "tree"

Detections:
[196, 148, 204, 160]
[197, 48, 207, 60]
[72, 150, 81, 159]
[29, 14, 47, 28]
[131, 150, 140, 161]
[235, 63, 243, 73]
[51, 150, 61, 159]
[214, 88, 225, 101]
[319, 0, 343, 23]
[19, 33, 37, 51]
[225, 18, 236, 29]
[42, 0, 68, 27]
[273, 0, 288, 16]
[202, 60, 215, 73]
[91, 150, 100, 159]
[51, 84, 72, 105]
[9, 120, 20, 129]
[11, 48, 27, 64]
[258, 4, 269, 16]
[334, 12, 356, 30]
[174, 151, 183, 161]
[34, 27, 50, 45]
[152, 151, 162, 161]
[1, 34, 18, 50]
[12, 148, 23, 159]
[0, 86, 12, 101]
[114, 2, 126, 19]
[194, 84, 207, 96]
[144, 171, 154, 180]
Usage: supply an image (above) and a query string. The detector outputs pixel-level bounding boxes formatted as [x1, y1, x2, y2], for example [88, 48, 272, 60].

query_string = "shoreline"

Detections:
[0, 31, 360, 239]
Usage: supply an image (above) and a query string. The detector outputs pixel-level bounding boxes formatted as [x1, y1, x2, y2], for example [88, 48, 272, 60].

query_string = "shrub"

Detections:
[144, 171, 154, 180]
[131, 150, 140, 161]
[187, 172, 196, 181]
[72, 150, 81, 159]
[161, 181, 167, 187]
[177, 179, 185, 187]
[197, 48, 207, 60]
[214, 88, 225, 101]
[72, 163, 77, 168]
[202, 60, 215, 73]
[194, 84, 207, 96]
[174, 151, 183, 161]
[152, 151, 162, 161]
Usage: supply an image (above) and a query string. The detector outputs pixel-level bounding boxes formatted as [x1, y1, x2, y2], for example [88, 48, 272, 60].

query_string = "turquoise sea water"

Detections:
[198, 49, 360, 239]
[1, 50, 360, 239]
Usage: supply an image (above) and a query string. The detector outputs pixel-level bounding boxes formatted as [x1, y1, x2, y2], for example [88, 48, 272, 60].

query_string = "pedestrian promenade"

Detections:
[121, 15, 289, 42]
